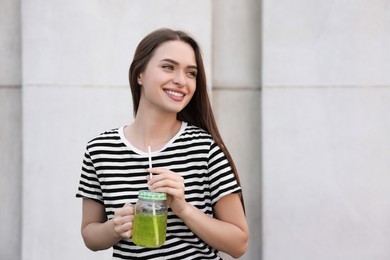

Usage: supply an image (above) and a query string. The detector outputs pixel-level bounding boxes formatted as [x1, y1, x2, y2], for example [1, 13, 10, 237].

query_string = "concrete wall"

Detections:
[212, 1, 262, 259]
[262, 0, 390, 259]
[4, 0, 389, 260]
[0, 0, 22, 259]
[20, 1, 212, 259]
[16, 0, 260, 260]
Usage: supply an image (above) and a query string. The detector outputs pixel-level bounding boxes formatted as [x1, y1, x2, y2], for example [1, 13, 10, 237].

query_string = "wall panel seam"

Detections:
[213, 86, 261, 91]
[0, 85, 21, 89]
[262, 85, 390, 89]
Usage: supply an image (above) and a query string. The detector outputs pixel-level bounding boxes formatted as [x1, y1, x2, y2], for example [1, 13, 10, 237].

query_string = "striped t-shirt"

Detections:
[76, 122, 241, 259]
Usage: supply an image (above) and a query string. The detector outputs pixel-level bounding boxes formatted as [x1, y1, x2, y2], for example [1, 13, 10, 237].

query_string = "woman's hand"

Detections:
[113, 203, 134, 238]
[146, 169, 248, 258]
[147, 168, 188, 217]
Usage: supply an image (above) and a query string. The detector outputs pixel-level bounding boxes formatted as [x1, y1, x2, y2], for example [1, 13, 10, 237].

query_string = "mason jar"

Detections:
[132, 190, 168, 248]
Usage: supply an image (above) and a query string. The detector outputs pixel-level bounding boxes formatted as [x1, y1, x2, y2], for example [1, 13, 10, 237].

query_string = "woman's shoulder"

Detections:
[86, 127, 121, 146]
[182, 123, 213, 140]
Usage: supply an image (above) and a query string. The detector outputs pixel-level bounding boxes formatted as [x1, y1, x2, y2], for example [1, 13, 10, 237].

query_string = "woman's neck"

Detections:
[125, 110, 181, 152]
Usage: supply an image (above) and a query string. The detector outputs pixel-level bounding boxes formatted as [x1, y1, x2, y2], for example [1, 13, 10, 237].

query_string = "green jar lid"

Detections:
[138, 190, 167, 200]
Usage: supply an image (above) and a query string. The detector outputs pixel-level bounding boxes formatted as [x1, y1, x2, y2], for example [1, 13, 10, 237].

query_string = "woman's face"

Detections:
[138, 40, 197, 115]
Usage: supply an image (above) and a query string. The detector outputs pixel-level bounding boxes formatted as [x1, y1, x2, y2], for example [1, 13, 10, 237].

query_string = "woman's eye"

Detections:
[162, 65, 174, 70]
[187, 71, 197, 78]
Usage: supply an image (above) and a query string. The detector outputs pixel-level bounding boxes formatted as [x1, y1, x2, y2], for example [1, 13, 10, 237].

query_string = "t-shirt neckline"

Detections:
[118, 121, 188, 155]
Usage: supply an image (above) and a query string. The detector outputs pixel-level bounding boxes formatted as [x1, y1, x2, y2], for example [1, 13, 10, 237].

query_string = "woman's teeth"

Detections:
[165, 90, 184, 97]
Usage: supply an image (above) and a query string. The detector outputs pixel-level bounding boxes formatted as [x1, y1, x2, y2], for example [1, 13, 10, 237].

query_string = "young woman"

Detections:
[76, 28, 248, 259]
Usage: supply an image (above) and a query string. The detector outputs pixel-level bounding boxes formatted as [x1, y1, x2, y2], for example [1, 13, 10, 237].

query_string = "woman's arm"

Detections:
[179, 193, 249, 258]
[81, 198, 134, 251]
[147, 168, 249, 258]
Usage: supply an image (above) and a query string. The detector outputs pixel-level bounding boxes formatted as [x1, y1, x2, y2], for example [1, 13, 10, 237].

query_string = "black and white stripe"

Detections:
[76, 122, 241, 259]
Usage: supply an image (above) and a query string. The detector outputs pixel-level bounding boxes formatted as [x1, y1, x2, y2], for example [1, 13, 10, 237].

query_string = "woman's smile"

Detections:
[164, 89, 186, 101]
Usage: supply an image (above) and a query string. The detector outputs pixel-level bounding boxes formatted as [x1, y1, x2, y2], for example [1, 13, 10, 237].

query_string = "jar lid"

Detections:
[138, 190, 167, 200]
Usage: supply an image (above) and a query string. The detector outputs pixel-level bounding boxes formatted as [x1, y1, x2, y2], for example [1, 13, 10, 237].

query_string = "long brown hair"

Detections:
[129, 28, 245, 211]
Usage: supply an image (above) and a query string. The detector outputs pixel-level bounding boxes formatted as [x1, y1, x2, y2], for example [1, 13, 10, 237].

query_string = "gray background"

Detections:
[1, 0, 389, 259]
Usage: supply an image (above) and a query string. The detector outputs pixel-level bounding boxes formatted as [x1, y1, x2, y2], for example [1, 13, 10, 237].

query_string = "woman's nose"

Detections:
[173, 71, 186, 87]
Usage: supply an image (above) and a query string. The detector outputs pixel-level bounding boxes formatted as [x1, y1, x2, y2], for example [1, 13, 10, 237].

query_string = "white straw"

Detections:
[147, 144, 158, 238]
[148, 146, 153, 179]
[148, 145, 160, 243]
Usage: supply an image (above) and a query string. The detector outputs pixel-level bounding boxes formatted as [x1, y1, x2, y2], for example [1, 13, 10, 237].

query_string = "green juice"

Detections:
[132, 213, 167, 248]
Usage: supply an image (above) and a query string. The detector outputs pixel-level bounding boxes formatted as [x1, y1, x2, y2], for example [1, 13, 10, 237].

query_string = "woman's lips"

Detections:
[164, 89, 185, 101]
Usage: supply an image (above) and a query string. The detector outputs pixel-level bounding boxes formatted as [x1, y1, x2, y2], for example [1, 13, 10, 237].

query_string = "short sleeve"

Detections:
[75, 147, 103, 203]
[208, 141, 241, 206]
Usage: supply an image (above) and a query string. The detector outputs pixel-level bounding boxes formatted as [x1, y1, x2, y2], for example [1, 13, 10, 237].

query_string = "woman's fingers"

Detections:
[113, 203, 134, 238]
[146, 168, 188, 215]
[149, 178, 184, 190]
[148, 175, 184, 195]
[147, 168, 184, 187]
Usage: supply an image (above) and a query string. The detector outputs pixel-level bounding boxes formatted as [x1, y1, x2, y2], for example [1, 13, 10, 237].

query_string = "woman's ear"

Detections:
[137, 74, 143, 85]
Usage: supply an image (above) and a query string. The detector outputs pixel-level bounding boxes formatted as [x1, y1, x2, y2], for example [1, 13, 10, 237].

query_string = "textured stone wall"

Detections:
[0, 0, 22, 259]
[5, 0, 388, 260]
[262, 0, 390, 259]
[212, 1, 262, 259]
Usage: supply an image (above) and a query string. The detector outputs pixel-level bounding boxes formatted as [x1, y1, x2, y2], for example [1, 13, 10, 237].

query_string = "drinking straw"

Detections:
[148, 145, 159, 244]
[148, 146, 153, 179]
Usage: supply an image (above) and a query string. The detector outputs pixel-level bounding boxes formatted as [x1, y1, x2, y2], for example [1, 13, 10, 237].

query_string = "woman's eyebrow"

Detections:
[160, 58, 197, 70]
